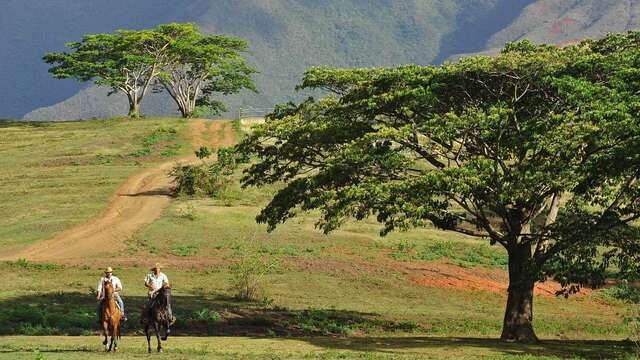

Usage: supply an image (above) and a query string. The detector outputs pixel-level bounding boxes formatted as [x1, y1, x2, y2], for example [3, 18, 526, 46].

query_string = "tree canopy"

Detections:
[43, 23, 255, 118]
[44, 28, 171, 117]
[231, 32, 640, 342]
[156, 23, 256, 118]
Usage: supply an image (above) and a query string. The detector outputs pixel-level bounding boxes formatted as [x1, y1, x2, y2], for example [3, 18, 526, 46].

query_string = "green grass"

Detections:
[0, 119, 636, 359]
[0, 118, 189, 251]
[0, 336, 637, 359]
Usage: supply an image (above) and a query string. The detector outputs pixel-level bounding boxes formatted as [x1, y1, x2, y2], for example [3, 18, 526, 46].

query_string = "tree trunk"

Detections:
[501, 244, 539, 343]
[179, 106, 192, 118]
[179, 100, 194, 118]
[128, 99, 141, 118]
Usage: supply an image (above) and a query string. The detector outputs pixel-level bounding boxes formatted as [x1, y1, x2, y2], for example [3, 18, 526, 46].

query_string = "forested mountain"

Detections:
[1, 0, 638, 120]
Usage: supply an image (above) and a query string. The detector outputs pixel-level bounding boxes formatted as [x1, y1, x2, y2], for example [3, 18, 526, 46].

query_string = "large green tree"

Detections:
[156, 23, 256, 118]
[232, 33, 640, 342]
[44, 28, 171, 117]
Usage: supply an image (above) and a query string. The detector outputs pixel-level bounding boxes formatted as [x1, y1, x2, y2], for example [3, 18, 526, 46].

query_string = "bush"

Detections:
[171, 164, 223, 196]
[171, 147, 239, 197]
[190, 308, 221, 321]
[175, 203, 198, 221]
[602, 282, 640, 304]
[228, 257, 277, 301]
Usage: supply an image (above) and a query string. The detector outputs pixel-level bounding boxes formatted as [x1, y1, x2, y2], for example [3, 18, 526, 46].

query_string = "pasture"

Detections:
[0, 118, 637, 359]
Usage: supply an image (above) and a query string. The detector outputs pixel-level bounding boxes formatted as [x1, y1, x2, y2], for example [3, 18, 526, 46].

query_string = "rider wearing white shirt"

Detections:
[144, 269, 169, 296]
[144, 263, 174, 323]
[96, 267, 126, 321]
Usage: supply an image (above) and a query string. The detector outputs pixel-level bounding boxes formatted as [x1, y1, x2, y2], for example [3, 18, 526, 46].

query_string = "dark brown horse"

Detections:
[99, 280, 122, 352]
[142, 285, 173, 353]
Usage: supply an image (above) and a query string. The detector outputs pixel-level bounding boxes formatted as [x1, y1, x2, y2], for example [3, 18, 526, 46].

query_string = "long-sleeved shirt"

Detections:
[96, 276, 122, 299]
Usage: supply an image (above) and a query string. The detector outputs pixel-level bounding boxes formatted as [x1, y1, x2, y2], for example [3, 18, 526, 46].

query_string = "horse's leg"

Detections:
[153, 321, 163, 352]
[108, 322, 114, 352]
[102, 321, 108, 350]
[111, 322, 118, 352]
[145, 323, 152, 353]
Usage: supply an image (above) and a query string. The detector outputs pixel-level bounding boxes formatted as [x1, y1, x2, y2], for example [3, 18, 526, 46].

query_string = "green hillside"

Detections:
[0, 118, 189, 250]
[0, 119, 635, 359]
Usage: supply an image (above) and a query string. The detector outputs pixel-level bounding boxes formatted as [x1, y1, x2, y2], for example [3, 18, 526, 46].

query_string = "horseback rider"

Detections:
[144, 263, 175, 324]
[96, 267, 127, 322]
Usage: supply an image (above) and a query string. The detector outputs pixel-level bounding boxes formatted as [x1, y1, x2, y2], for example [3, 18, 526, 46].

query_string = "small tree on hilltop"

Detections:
[44, 28, 171, 118]
[231, 34, 640, 342]
[156, 23, 256, 118]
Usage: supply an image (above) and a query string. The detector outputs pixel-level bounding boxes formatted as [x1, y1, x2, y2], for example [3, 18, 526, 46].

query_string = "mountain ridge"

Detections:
[3, 0, 639, 120]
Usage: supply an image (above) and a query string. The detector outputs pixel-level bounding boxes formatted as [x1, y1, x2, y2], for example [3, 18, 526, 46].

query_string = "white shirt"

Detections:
[96, 276, 122, 299]
[144, 272, 169, 294]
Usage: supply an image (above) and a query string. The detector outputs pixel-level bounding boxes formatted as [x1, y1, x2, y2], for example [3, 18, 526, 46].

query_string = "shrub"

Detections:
[190, 308, 221, 321]
[171, 147, 239, 197]
[602, 282, 640, 304]
[175, 203, 198, 221]
[171, 164, 223, 196]
[228, 256, 277, 301]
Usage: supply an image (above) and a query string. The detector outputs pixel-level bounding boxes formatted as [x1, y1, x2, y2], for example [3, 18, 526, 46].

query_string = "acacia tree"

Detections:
[232, 34, 640, 342]
[44, 29, 171, 117]
[156, 24, 256, 118]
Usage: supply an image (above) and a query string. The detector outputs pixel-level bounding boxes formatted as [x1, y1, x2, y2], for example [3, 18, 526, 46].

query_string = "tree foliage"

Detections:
[43, 23, 255, 119]
[231, 33, 640, 342]
[156, 23, 256, 118]
[44, 29, 171, 117]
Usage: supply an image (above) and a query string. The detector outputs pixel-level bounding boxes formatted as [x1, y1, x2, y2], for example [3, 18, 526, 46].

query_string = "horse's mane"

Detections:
[152, 286, 171, 309]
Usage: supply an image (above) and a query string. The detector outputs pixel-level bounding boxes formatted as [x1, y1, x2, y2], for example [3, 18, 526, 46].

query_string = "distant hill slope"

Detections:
[6, 0, 640, 120]
[25, 0, 467, 120]
[448, 0, 640, 60]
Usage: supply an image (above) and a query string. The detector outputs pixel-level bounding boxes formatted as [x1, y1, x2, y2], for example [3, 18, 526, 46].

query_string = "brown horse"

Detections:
[99, 280, 122, 352]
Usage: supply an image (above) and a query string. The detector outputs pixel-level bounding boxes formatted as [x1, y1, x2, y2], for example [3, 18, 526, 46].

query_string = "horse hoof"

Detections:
[158, 348, 163, 353]
[148, 348, 152, 354]
[103, 341, 108, 346]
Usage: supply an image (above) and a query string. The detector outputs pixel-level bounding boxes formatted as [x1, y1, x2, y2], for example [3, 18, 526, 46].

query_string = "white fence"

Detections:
[237, 107, 274, 120]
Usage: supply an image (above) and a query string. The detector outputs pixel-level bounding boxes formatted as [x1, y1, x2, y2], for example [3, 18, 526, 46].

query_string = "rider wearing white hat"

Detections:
[144, 263, 174, 323]
[96, 266, 126, 321]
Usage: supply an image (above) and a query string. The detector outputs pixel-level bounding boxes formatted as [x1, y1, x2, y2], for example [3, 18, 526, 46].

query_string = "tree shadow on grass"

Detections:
[290, 337, 635, 359]
[0, 292, 413, 337]
[0, 292, 634, 358]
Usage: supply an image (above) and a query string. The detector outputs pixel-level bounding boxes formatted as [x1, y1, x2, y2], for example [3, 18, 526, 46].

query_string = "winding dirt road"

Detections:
[1, 120, 236, 262]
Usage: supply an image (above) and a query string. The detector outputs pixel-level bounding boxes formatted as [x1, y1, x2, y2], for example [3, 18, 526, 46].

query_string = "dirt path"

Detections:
[1, 120, 235, 262]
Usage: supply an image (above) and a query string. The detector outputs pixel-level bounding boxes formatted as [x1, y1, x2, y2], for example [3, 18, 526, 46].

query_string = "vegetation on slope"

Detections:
[0, 118, 188, 250]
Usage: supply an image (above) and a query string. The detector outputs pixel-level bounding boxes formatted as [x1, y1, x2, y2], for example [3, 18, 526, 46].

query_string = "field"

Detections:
[0, 118, 638, 359]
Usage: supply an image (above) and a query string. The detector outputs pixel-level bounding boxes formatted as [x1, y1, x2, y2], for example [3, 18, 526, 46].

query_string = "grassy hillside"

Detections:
[0, 119, 636, 359]
[0, 118, 189, 251]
